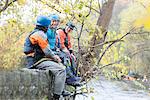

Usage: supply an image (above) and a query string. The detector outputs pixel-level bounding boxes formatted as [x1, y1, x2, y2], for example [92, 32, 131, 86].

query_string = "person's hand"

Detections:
[71, 53, 76, 62]
[53, 55, 62, 63]
[62, 48, 70, 53]
[62, 48, 71, 57]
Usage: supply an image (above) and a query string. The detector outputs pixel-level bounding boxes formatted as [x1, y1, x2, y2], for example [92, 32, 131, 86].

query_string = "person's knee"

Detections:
[55, 64, 66, 80]
[58, 64, 66, 71]
[60, 64, 66, 74]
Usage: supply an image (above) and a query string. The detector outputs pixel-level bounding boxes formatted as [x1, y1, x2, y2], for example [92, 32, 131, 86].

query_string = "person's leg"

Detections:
[54, 52, 73, 77]
[54, 52, 81, 85]
[36, 61, 66, 95]
[70, 56, 77, 76]
[60, 53, 75, 79]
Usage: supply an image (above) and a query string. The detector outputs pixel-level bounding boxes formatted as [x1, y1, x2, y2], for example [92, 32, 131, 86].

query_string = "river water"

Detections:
[75, 77, 150, 100]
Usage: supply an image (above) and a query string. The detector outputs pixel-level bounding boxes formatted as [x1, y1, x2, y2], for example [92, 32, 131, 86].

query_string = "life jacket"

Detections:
[57, 28, 71, 50]
[24, 29, 45, 68]
[63, 29, 69, 49]
[46, 28, 57, 50]
[64, 35, 69, 49]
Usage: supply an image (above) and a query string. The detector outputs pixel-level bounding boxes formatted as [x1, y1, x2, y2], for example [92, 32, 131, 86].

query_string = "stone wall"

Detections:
[0, 68, 54, 100]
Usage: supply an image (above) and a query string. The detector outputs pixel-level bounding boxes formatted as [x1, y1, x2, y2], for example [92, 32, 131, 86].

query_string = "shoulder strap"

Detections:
[29, 29, 39, 37]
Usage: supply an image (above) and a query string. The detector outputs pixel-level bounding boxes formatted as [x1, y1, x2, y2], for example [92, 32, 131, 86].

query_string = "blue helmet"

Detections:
[66, 21, 75, 29]
[48, 14, 60, 21]
[36, 15, 51, 27]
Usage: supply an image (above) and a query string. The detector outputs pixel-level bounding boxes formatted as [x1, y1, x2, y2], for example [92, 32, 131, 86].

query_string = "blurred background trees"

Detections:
[0, 0, 150, 80]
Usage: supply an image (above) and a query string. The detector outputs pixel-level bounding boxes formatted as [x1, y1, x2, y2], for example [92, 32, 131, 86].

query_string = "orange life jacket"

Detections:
[56, 28, 72, 50]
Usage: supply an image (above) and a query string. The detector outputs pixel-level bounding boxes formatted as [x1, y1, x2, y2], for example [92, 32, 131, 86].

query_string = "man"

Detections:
[24, 15, 66, 100]
[47, 14, 60, 51]
[47, 15, 81, 86]
[56, 21, 81, 86]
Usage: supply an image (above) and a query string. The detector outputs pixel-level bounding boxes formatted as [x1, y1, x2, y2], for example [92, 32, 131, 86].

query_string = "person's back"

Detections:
[24, 28, 49, 68]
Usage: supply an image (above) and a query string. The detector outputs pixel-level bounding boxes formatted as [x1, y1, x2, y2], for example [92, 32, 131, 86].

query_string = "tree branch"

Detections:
[98, 0, 102, 15]
[132, 31, 150, 34]
[38, 0, 62, 13]
[90, 39, 124, 48]
[0, 0, 18, 13]
[8, 0, 17, 6]
[96, 27, 137, 66]
[99, 48, 150, 70]
[85, 0, 92, 17]
[99, 59, 123, 69]
[76, 19, 85, 75]
[38, 0, 84, 23]
[76, 20, 84, 63]
[85, 5, 100, 14]
[129, 48, 150, 58]
[0, 0, 9, 13]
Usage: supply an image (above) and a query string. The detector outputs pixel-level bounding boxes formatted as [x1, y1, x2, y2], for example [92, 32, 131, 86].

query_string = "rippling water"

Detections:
[75, 77, 150, 100]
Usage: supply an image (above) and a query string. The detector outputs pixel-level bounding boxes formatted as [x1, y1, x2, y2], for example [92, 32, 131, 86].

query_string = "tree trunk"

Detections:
[90, 0, 116, 58]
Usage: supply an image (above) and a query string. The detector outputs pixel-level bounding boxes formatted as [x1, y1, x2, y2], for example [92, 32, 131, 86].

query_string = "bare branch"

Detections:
[90, 39, 124, 48]
[96, 38, 117, 66]
[85, 5, 100, 14]
[76, 19, 85, 73]
[85, 0, 92, 17]
[130, 48, 150, 58]
[0, 0, 17, 13]
[98, 0, 102, 15]
[0, 0, 9, 13]
[99, 59, 123, 69]
[132, 31, 150, 34]
[38, 0, 62, 13]
[38, 0, 84, 23]
[96, 27, 137, 66]
[99, 48, 150, 70]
